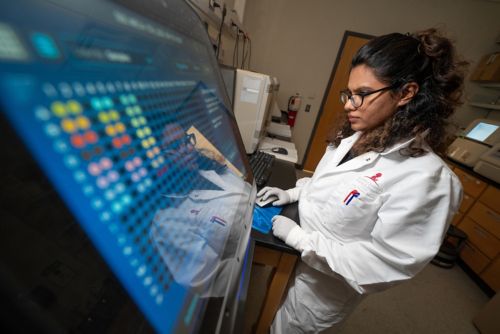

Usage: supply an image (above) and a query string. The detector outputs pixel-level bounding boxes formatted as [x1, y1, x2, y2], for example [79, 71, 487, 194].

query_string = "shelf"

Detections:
[469, 102, 500, 110]
[479, 83, 500, 89]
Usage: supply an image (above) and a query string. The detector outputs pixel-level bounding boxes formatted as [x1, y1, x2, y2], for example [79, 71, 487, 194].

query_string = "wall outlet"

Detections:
[305, 104, 311, 112]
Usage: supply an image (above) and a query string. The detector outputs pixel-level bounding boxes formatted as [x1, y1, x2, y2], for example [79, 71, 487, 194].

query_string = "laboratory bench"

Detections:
[447, 159, 500, 293]
[248, 158, 300, 333]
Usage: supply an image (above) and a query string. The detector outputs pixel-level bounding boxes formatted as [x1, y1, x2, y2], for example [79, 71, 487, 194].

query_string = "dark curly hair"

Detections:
[328, 28, 468, 157]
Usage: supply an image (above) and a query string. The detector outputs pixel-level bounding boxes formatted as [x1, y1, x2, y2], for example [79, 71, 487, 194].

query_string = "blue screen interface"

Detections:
[0, 0, 252, 332]
[466, 122, 498, 142]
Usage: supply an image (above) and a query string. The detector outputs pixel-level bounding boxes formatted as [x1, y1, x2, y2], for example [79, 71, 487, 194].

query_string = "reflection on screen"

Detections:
[219, 65, 236, 106]
[151, 122, 249, 298]
[466, 122, 498, 142]
[0, 0, 251, 333]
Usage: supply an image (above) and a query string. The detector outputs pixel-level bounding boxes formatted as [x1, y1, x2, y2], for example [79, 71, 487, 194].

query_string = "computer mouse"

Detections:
[271, 147, 288, 155]
[255, 194, 279, 207]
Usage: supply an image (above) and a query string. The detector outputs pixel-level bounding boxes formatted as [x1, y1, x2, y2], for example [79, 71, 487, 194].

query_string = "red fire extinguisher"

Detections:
[287, 93, 301, 127]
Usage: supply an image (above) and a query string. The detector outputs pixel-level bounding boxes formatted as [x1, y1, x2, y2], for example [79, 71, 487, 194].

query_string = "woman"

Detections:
[257, 28, 467, 333]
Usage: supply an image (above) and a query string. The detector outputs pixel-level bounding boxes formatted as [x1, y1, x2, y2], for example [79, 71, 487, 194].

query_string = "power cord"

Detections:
[247, 36, 252, 69]
[241, 34, 246, 68]
[230, 22, 250, 69]
[242, 33, 251, 69]
[233, 27, 241, 67]
[212, 1, 227, 60]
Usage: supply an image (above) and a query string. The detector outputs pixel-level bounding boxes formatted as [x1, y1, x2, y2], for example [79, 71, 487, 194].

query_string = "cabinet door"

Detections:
[481, 256, 500, 292]
[454, 168, 488, 198]
[451, 212, 463, 226]
[459, 193, 475, 213]
[460, 241, 490, 273]
[459, 217, 500, 259]
[468, 202, 500, 239]
[479, 186, 500, 211]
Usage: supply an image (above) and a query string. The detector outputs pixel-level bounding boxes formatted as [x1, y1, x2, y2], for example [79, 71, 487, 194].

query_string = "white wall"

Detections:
[242, 0, 500, 164]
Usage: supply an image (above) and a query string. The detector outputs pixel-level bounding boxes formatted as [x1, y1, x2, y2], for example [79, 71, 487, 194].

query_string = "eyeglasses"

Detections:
[340, 85, 394, 108]
[163, 132, 196, 151]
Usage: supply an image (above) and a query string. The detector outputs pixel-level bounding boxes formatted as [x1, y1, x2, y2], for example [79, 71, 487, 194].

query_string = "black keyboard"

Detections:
[249, 151, 276, 187]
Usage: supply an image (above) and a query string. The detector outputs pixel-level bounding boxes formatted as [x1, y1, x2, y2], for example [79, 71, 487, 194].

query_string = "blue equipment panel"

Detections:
[0, 0, 253, 332]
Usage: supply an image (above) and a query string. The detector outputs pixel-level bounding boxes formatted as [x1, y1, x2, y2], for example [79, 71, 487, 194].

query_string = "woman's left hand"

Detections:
[272, 215, 298, 242]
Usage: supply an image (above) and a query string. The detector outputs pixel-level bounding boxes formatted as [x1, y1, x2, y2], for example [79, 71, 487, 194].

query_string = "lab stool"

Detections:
[431, 225, 467, 268]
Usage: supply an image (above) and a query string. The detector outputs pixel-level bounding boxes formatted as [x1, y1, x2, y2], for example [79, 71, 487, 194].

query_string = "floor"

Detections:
[243, 169, 491, 333]
[244, 261, 490, 334]
[334, 264, 489, 334]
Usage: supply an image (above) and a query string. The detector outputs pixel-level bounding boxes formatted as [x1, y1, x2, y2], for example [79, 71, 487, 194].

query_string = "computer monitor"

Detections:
[219, 64, 237, 107]
[0, 0, 255, 333]
[464, 119, 500, 145]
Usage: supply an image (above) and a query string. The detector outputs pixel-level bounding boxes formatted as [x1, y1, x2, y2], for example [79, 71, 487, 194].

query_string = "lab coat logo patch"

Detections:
[366, 172, 382, 184]
[343, 190, 360, 205]
[210, 216, 227, 226]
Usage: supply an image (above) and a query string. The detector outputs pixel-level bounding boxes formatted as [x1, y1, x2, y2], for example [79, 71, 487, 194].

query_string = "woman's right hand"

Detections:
[256, 186, 292, 206]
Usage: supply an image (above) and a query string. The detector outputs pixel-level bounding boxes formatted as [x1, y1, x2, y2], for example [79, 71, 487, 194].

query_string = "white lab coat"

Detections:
[272, 132, 462, 333]
[150, 169, 250, 297]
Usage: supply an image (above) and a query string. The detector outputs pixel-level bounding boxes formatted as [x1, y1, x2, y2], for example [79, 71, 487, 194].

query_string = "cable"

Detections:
[233, 29, 240, 68]
[241, 33, 251, 69]
[213, 2, 227, 60]
[230, 22, 238, 67]
[247, 36, 252, 69]
[215, 19, 224, 59]
[241, 34, 246, 68]
[236, 30, 242, 68]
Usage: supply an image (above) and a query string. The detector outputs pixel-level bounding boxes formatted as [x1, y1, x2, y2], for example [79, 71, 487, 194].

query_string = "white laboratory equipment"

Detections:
[233, 69, 276, 154]
[447, 118, 500, 182]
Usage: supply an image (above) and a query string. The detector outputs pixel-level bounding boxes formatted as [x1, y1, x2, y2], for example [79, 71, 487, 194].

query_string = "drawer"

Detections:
[459, 217, 500, 259]
[479, 186, 500, 210]
[451, 212, 463, 226]
[459, 193, 475, 213]
[480, 256, 500, 292]
[468, 202, 500, 239]
[460, 241, 490, 274]
[454, 168, 487, 198]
